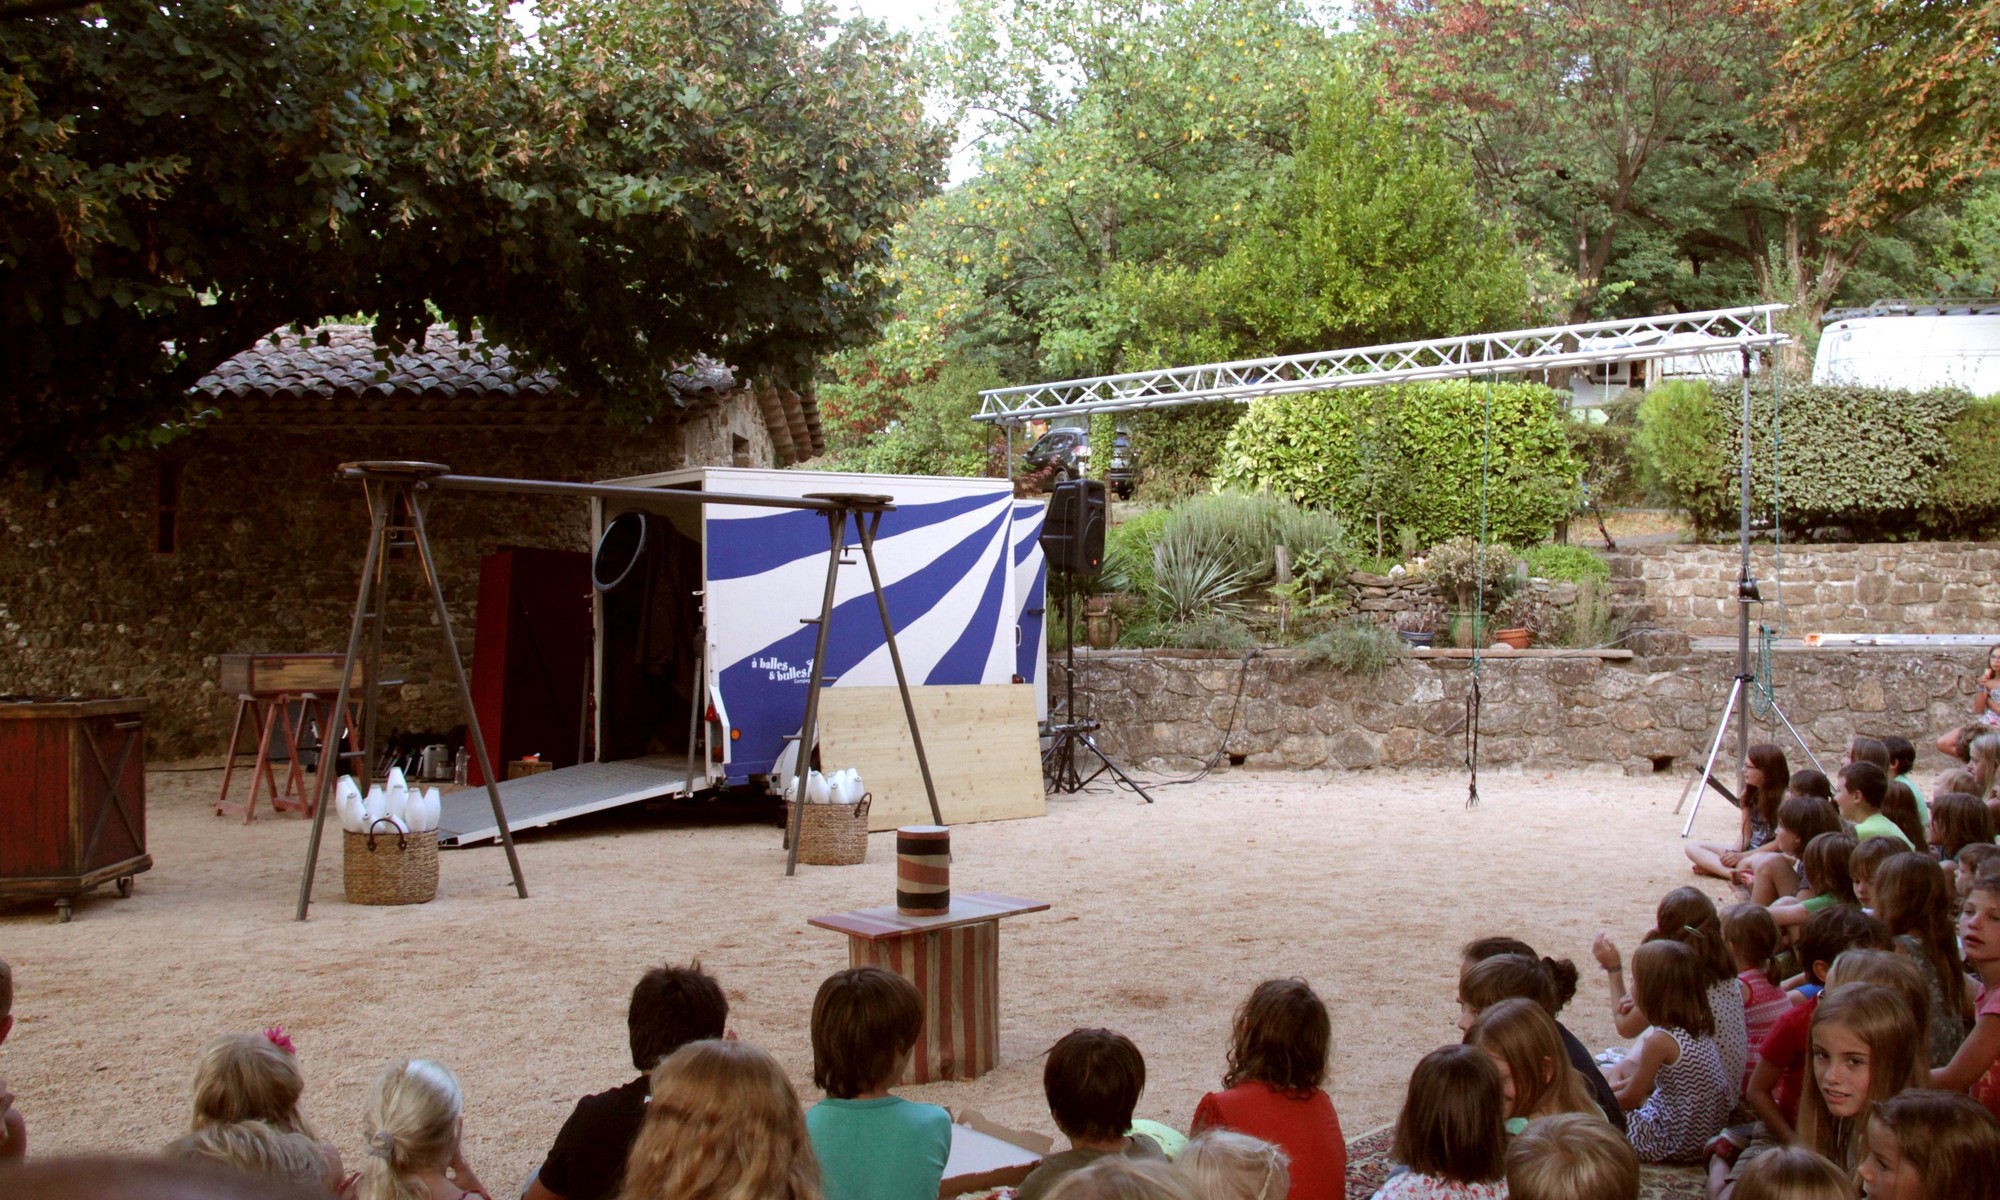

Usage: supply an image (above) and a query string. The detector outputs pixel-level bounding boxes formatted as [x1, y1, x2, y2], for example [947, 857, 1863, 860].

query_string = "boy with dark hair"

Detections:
[1880, 735, 1929, 823]
[1837, 762, 1913, 849]
[804, 966, 951, 1200]
[1016, 1029, 1162, 1200]
[524, 962, 727, 1200]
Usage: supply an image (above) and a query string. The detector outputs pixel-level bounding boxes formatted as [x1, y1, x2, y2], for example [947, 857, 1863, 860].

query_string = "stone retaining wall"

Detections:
[1607, 543, 2000, 636]
[1063, 645, 1990, 776]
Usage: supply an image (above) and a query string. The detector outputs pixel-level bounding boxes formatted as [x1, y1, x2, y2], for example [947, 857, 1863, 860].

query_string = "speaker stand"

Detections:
[1042, 572, 1153, 802]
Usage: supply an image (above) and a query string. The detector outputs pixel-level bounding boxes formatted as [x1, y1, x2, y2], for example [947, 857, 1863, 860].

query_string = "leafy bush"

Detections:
[1923, 397, 2000, 534]
[1521, 542, 1610, 584]
[1422, 535, 1520, 612]
[1634, 377, 1974, 538]
[816, 359, 1003, 477]
[1131, 405, 1244, 501]
[1300, 618, 1404, 676]
[1103, 507, 1173, 595]
[1215, 380, 1581, 547]
[1567, 394, 1645, 509]
[1160, 493, 1350, 589]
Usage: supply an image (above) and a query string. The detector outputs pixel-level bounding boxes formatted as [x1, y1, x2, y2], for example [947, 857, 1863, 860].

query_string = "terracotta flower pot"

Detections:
[1495, 627, 1532, 650]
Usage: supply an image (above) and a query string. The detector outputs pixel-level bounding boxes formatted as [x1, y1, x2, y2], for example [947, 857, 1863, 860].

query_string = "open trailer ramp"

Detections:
[436, 756, 690, 847]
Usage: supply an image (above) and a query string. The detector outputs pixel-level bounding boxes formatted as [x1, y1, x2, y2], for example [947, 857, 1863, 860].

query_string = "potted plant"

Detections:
[1396, 603, 1441, 648]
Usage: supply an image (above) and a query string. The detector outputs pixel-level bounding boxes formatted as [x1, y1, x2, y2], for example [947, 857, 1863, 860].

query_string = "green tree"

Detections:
[1, 0, 945, 477]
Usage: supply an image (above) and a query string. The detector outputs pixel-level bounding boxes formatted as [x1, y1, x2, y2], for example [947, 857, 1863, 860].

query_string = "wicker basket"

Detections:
[343, 819, 439, 905]
[786, 795, 871, 866]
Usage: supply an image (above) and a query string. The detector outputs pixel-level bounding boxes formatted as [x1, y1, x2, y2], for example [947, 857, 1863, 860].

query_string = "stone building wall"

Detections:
[1063, 644, 1989, 777]
[1608, 543, 2000, 636]
[0, 391, 776, 759]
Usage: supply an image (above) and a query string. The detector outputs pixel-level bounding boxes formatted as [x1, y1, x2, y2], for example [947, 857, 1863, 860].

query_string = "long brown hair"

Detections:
[1823, 950, 1929, 1039]
[1391, 1045, 1506, 1185]
[1652, 887, 1734, 985]
[1870, 1090, 2000, 1200]
[1631, 941, 1714, 1036]
[1463, 999, 1598, 1122]
[618, 1039, 821, 1200]
[1931, 791, 1995, 859]
[1881, 782, 1927, 851]
[1872, 852, 1971, 1021]
[1746, 743, 1791, 831]
[1222, 978, 1329, 1097]
[1796, 984, 1927, 1168]
[1800, 832, 1858, 904]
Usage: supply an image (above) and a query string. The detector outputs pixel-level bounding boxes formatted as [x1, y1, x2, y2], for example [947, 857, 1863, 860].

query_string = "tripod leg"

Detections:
[296, 486, 391, 920]
[1077, 732, 1155, 803]
[857, 512, 942, 826]
[784, 511, 848, 876]
[1762, 695, 1826, 777]
[1680, 677, 1744, 837]
[408, 492, 529, 899]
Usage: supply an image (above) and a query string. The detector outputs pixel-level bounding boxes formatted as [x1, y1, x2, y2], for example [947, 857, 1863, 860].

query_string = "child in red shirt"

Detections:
[1191, 979, 1346, 1200]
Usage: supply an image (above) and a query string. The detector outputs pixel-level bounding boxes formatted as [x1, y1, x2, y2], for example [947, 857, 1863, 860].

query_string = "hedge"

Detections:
[1213, 380, 1582, 547]
[1635, 377, 1992, 538]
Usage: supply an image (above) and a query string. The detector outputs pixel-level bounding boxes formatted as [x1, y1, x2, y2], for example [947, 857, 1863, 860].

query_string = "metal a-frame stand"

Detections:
[780, 495, 944, 876]
[296, 462, 527, 919]
[1674, 354, 1824, 836]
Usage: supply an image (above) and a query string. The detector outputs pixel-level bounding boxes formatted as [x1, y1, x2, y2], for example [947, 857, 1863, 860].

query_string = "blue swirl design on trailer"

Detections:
[711, 492, 1015, 780]
[1012, 500, 1048, 686]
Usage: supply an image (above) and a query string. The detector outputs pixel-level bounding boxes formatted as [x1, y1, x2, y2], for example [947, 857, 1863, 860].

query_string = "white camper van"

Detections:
[1813, 301, 2000, 397]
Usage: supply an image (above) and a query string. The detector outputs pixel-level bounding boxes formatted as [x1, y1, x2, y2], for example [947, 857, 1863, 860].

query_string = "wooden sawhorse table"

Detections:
[809, 890, 1048, 1083]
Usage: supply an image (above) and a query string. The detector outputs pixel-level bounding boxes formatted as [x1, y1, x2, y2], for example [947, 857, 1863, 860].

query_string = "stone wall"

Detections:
[1608, 543, 2000, 636]
[0, 391, 775, 759]
[1063, 644, 1990, 776]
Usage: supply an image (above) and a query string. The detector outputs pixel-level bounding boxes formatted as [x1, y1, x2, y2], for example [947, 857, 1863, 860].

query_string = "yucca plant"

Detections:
[1151, 526, 1253, 623]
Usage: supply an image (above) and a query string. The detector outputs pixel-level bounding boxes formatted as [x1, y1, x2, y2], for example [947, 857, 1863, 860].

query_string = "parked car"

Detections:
[1022, 427, 1140, 498]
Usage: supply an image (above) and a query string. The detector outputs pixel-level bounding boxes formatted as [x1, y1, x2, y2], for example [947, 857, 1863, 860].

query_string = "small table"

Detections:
[809, 890, 1049, 1083]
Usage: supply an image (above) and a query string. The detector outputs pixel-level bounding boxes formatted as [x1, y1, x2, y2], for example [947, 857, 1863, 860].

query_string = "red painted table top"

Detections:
[808, 890, 1049, 941]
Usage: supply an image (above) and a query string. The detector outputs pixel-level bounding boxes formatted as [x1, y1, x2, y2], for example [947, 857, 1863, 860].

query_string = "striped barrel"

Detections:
[850, 921, 998, 1081]
[896, 824, 950, 916]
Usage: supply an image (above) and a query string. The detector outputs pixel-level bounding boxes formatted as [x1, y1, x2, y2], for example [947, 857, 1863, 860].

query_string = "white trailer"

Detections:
[437, 468, 1047, 844]
[1814, 301, 2000, 397]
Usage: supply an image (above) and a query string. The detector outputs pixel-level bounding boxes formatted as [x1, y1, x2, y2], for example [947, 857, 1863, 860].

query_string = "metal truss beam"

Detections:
[974, 304, 1789, 424]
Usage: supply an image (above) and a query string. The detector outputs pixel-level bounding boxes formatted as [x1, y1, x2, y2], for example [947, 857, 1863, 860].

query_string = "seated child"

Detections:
[1748, 795, 1843, 908]
[1872, 852, 1973, 1067]
[1929, 792, 1994, 866]
[357, 1059, 487, 1200]
[1, 957, 21, 1164]
[1191, 978, 1345, 1200]
[1729, 1146, 1853, 1200]
[1686, 743, 1789, 883]
[1719, 905, 1791, 1090]
[1607, 942, 1735, 1164]
[1457, 938, 1622, 1131]
[1849, 836, 1901, 910]
[1933, 765, 1980, 802]
[1504, 1113, 1639, 1200]
[1838, 762, 1913, 849]
[1594, 889, 1747, 1095]
[1043, 1157, 1202, 1200]
[527, 962, 727, 1200]
[1017, 1029, 1164, 1200]
[1464, 999, 1605, 1132]
[1796, 984, 1927, 1170]
[1883, 782, 1929, 853]
[1882, 736, 1927, 825]
[189, 1029, 344, 1188]
[1931, 858, 2000, 1119]
[1371, 1045, 1508, 1199]
[1179, 1129, 1290, 1200]
[622, 1039, 818, 1200]
[1771, 832, 1858, 932]
[804, 966, 951, 1200]
[1959, 842, 2000, 901]
[164, 1120, 335, 1191]
[1860, 1089, 2000, 1200]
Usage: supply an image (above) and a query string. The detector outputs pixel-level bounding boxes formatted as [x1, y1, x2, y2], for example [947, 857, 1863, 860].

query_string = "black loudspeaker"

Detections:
[1042, 478, 1106, 575]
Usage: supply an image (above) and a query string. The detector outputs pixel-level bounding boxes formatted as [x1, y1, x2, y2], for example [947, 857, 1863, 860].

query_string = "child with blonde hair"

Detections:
[1503, 1114, 1638, 1200]
[1179, 1129, 1289, 1200]
[1192, 979, 1344, 1200]
[359, 1059, 487, 1200]
[190, 1028, 344, 1187]
[618, 1039, 818, 1200]
[1859, 1089, 2000, 1200]
[1462, 999, 1601, 1131]
[806, 966, 950, 1200]
[165, 1119, 335, 1191]
[1730, 1146, 1855, 1200]
[1044, 1157, 1203, 1200]
[1958, 842, 2000, 901]
[1796, 984, 1927, 1170]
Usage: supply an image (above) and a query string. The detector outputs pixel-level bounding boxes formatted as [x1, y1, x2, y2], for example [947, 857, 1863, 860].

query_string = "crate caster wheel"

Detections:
[56, 898, 73, 923]
[117, 875, 134, 898]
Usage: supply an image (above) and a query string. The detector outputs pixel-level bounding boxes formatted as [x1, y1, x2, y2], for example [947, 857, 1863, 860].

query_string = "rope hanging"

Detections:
[1466, 370, 1496, 810]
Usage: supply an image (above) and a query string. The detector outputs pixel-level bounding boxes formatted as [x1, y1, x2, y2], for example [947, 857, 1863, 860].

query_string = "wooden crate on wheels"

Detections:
[0, 698, 152, 922]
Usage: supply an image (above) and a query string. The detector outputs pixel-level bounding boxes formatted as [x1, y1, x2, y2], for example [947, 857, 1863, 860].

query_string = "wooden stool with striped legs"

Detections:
[809, 890, 1048, 1082]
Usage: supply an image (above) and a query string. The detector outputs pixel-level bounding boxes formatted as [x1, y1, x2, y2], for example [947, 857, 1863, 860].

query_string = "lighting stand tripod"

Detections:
[1042, 573, 1153, 802]
[296, 462, 528, 920]
[1677, 354, 1824, 837]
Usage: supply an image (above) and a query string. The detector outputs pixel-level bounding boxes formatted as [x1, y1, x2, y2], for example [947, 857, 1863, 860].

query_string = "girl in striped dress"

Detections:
[1608, 941, 1736, 1163]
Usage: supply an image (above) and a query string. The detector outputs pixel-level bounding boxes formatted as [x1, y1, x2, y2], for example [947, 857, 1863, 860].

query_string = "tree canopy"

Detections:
[0, 0, 946, 477]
